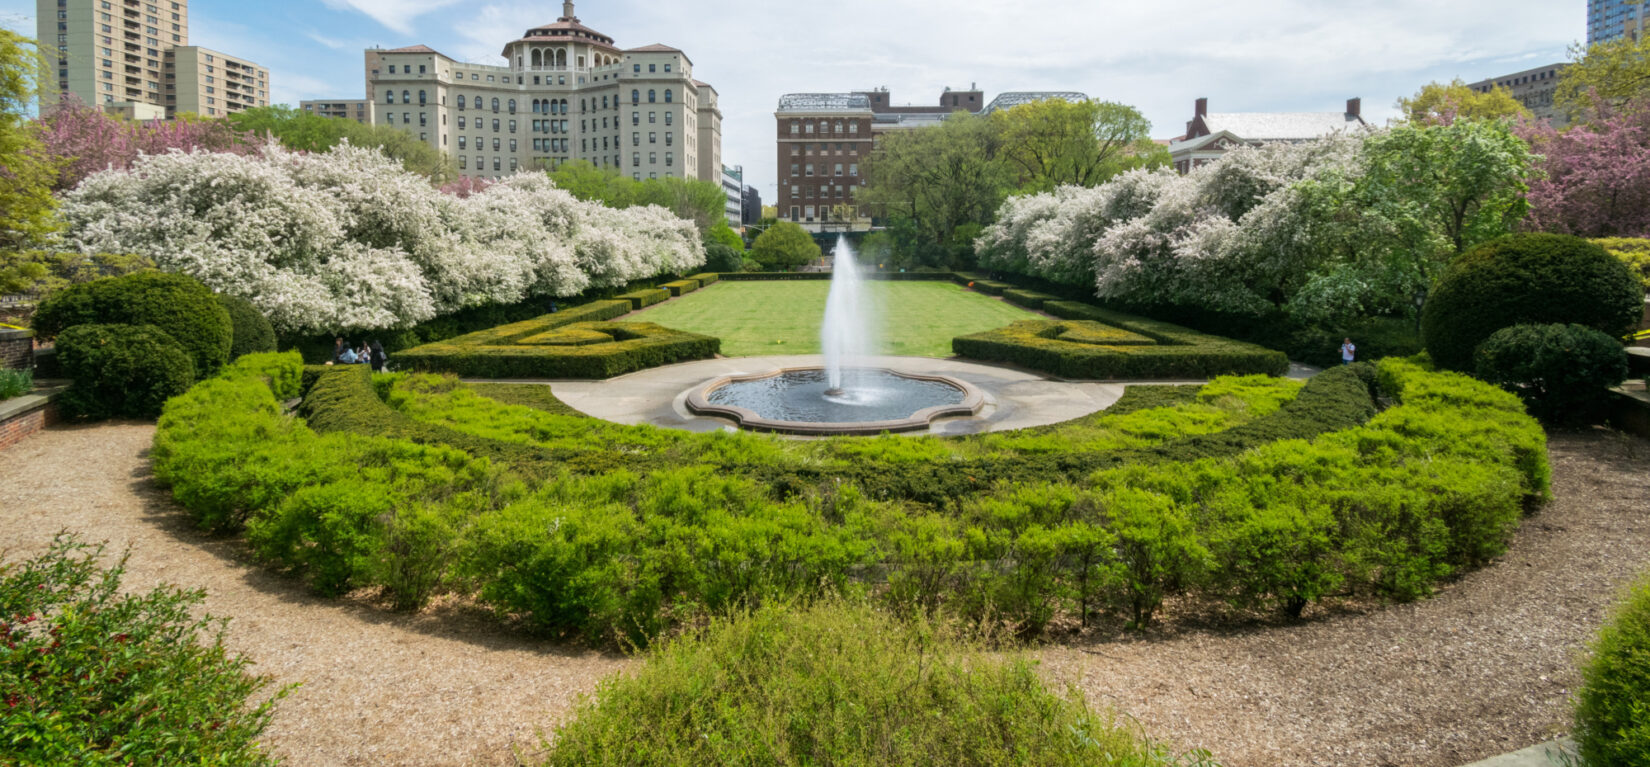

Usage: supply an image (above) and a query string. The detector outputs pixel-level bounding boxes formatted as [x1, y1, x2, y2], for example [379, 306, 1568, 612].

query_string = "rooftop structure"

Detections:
[1168, 96, 1367, 174]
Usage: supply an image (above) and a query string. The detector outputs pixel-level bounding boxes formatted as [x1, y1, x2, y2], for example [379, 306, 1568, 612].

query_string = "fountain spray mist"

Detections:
[821, 234, 871, 393]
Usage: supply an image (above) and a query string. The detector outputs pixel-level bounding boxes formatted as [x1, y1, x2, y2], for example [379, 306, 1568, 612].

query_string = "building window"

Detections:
[632, 112, 639, 126]
[388, 65, 396, 74]
[401, 90, 410, 104]
[459, 136, 467, 149]
[849, 163, 858, 177]
[805, 123, 814, 134]
[805, 164, 814, 177]
[458, 95, 465, 109]
[385, 91, 394, 104]
[508, 99, 516, 114]
[649, 132, 656, 144]
[459, 156, 467, 170]
[418, 90, 427, 105]
[633, 132, 640, 146]
[459, 116, 466, 129]
[850, 123, 858, 134]
[510, 139, 517, 152]
[665, 112, 672, 126]
[648, 90, 656, 103]
[649, 63, 656, 73]
[664, 89, 673, 103]
[665, 152, 673, 167]
[665, 132, 673, 146]
[834, 163, 843, 176]
[509, 120, 516, 133]
[633, 152, 640, 167]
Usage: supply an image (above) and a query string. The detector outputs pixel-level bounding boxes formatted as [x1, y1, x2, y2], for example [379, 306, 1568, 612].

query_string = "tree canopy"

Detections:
[991, 99, 1165, 191]
[749, 221, 820, 270]
[1555, 34, 1650, 117]
[228, 105, 457, 183]
[1397, 79, 1530, 124]
[546, 160, 726, 234]
[0, 30, 59, 251]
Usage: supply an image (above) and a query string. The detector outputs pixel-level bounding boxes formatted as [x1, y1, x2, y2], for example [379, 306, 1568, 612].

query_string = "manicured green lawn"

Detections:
[630, 280, 1041, 358]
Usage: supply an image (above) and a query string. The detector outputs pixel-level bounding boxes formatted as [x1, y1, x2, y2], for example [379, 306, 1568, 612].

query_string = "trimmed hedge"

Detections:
[686, 272, 720, 286]
[217, 294, 277, 360]
[1575, 572, 1650, 767]
[661, 279, 699, 297]
[615, 288, 670, 311]
[1474, 323, 1629, 423]
[716, 272, 960, 282]
[396, 320, 719, 379]
[1422, 233, 1643, 371]
[56, 323, 197, 420]
[33, 272, 233, 378]
[955, 308, 1289, 380]
[1003, 288, 1060, 310]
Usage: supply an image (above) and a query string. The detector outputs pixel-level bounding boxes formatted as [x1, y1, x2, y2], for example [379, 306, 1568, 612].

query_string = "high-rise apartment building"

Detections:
[37, 0, 269, 118]
[310, 2, 722, 182]
[1588, 0, 1647, 44]
[774, 87, 1086, 232]
[1467, 63, 1568, 125]
[300, 99, 370, 123]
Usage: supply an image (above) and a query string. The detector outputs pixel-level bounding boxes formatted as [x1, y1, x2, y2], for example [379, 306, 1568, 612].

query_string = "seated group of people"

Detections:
[332, 338, 388, 371]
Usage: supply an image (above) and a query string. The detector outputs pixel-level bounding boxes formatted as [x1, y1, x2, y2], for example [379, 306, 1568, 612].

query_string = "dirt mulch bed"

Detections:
[1, 425, 1646, 766]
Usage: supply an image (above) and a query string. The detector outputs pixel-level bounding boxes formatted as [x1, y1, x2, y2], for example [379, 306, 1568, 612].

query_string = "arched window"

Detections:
[491, 98, 500, 112]
[401, 90, 410, 104]
[385, 91, 394, 104]
[531, 49, 543, 67]
[508, 99, 516, 114]
[664, 89, 673, 103]
[418, 90, 427, 105]
[631, 90, 639, 105]
[648, 89, 656, 103]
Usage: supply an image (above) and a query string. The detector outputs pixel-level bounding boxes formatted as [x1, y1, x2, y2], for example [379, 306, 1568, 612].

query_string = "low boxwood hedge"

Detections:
[395, 317, 719, 380]
[955, 307, 1289, 380]
[1003, 288, 1059, 310]
[716, 272, 959, 282]
[615, 288, 669, 311]
[661, 280, 699, 297]
[686, 273, 719, 286]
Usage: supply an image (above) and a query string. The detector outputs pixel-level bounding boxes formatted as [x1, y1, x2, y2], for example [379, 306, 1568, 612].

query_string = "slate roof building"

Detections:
[1166, 97, 1368, 174]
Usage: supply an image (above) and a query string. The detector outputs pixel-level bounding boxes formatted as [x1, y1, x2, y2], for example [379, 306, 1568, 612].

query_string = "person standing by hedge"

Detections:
[370, 341, 388, 372]
[331, 337, 346, 364]
[1340, 338, 1356, 365]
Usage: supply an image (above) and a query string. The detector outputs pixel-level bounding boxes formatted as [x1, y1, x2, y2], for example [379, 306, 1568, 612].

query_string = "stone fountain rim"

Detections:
[684, 365, 986, 436]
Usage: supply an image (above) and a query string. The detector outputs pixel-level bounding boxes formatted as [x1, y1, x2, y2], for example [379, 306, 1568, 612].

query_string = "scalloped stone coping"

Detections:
[685, 366, 986, 436]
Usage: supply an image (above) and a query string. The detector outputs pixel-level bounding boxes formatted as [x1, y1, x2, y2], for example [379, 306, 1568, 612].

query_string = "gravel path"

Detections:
[1, 424, 1646, 767]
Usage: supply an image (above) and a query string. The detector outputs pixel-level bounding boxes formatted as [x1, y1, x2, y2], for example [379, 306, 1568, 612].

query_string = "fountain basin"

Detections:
[685, 367, 986, 436]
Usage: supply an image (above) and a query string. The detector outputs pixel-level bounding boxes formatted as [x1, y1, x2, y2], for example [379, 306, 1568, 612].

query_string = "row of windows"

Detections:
[788, 185, 857, 200]
[789, 163, 859, 178]
[791, 143, 864, 156]
[630, 132, 673, 146]
[788, 120, 860, 136]
[631, 152, 674, 167]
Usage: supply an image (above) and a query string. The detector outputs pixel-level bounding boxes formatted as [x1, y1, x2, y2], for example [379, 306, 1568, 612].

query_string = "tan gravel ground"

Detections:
[1040, 428, 1650, 766]
[1, 423, 1646, 767]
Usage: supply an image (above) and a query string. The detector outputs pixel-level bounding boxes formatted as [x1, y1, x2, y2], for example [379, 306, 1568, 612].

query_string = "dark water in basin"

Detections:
[707, 368, 964, 423]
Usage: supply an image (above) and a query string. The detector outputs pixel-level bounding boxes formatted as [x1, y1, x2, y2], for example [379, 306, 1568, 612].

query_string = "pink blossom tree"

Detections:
[1518, 101, 1650, 238]
[34, 96, 255, 191]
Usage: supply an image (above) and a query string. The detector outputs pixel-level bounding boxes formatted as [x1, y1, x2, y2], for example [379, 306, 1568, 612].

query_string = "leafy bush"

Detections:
[33, 271, 232, 378]
[0, 535, 284, 766]
[56, 324, 196, 419]
[220, 351, 303, 401]
[216, 293, 276, 360]
[955, 309, 1289, 380]
[702, 241, 744, 273]
[749, 221, 820, 270]
[1593, 237, 1650, 291]
[1474, 323, 1629, 422]
[660, 279, 698, 297]
[540, 601, 1212, 767]
[0, 367, 30, 400]
[1422, 234, 1642, 370]
[1575, 573, 1650, 767]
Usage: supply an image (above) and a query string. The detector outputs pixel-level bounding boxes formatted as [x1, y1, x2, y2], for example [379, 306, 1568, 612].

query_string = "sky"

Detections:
[1, 0, 1583, 203]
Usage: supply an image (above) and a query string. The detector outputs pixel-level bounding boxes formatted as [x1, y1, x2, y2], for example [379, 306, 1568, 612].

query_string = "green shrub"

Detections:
[702, 241, 744, 273]
[1576, 573, 1650, 767]
[1474, 323, 1629, 422]
[216, 294, 276, 360]
[0, 367, 30, 400]
[56, 324, 196, 420]
[1422, 234, 1642, 371]
[397, 320, 719, 379]
[540, 600, 1209, 767]
[0, 535, 284, 766]
[219, 351, 303, 400]
[660, 279, 698, 297]
[615, 288, 669, 311]
[34, 272, 233, 378]
[954, 312, 1289, 380]
[1002, 288, 1059, 310]
[1592, 237, 1650, 292]
[686, 272, 719, 286]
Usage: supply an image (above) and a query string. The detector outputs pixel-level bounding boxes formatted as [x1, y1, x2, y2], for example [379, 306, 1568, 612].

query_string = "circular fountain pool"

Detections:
[686, 367, 986, 435]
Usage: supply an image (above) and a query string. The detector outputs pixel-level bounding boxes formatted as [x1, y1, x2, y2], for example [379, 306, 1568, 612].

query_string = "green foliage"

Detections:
[55, 324, 196, 419]
[1592, 237, 1650, 291]
[228, 105, 456, 183]
[1423, 233, 1643, 370]
[1474, 323, 1629, 422]
[701, 241, 743, 273]
[34, 272, 233, 378]
[541, 600, 1211, 767]
[749, 221, 820, 270]
[660, 279, 698, 297]
[394, 302, 718, 379]
[216, 293, 276, 360]
[1556, 35, 1650, 116]
[990, 98, 1166, 192]
[954, 311, 1289, 380]
[0, 251, 152, 297]
[221, 351, 303, 400]
[1001, 288, 1059, 309]
[686, 272, 719, 286]
[0, 366, 29, 400]
[614, 288, 669, 311]
[0, 30, 59, 251]
[705, 221, 745, 252]
[1575, 573, 1650, 767]
[861, 114, 1012, 268]
[1397, 79, 1531, 123]
[0, 535, 284, 766]
[547, 160, 727, 233]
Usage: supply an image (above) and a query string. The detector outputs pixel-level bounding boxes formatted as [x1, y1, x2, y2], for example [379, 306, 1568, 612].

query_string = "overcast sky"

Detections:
[2, 0, 1583, 202]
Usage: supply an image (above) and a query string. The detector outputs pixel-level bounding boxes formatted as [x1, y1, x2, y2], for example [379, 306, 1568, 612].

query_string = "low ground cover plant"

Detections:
[0, 535, 284, 766]
[1575, 572, 1650, 767]
[540, 600, 1215, 767]
[150, 352, 1544, 644]
[0, 367, 29, 400]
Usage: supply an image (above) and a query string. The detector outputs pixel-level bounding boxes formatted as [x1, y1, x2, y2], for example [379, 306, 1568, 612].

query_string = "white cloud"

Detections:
[319, 0, 465, 35]
[306, 31, 348, 51]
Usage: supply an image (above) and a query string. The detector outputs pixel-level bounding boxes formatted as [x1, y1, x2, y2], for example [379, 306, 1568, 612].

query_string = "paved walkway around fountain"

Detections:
[481, 355, 1203, 435]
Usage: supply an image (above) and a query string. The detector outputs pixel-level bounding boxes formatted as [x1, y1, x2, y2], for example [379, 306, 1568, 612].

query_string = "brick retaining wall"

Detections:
[0, 328, 32, 370]
[0, 390, 61, 452]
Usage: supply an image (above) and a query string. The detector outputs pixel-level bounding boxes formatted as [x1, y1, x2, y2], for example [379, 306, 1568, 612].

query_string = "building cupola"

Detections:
[561, 1, 577, 21]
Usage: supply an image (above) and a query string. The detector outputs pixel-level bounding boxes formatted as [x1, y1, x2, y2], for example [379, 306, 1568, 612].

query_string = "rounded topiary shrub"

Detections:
[1422, 234, 1642, 371]
[216, 293, 276, 360]
[1474, 323, 1629, 422]
[56, 323, 196, 420]
[1576, 574, 1650, 767]
[34, 272, 232, 377]
[542, 601, 1194, 766]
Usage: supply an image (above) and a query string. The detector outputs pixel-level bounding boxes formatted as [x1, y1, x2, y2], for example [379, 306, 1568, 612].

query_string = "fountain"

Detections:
[685, 235, 985, 435]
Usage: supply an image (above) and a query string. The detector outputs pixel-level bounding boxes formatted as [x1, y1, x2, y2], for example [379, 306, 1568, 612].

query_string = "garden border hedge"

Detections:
[662, 279, 700, 297]
[1002, 289, 1059, 310]
[614, 288, 670, 311]
[954, 304, 1289, 380]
